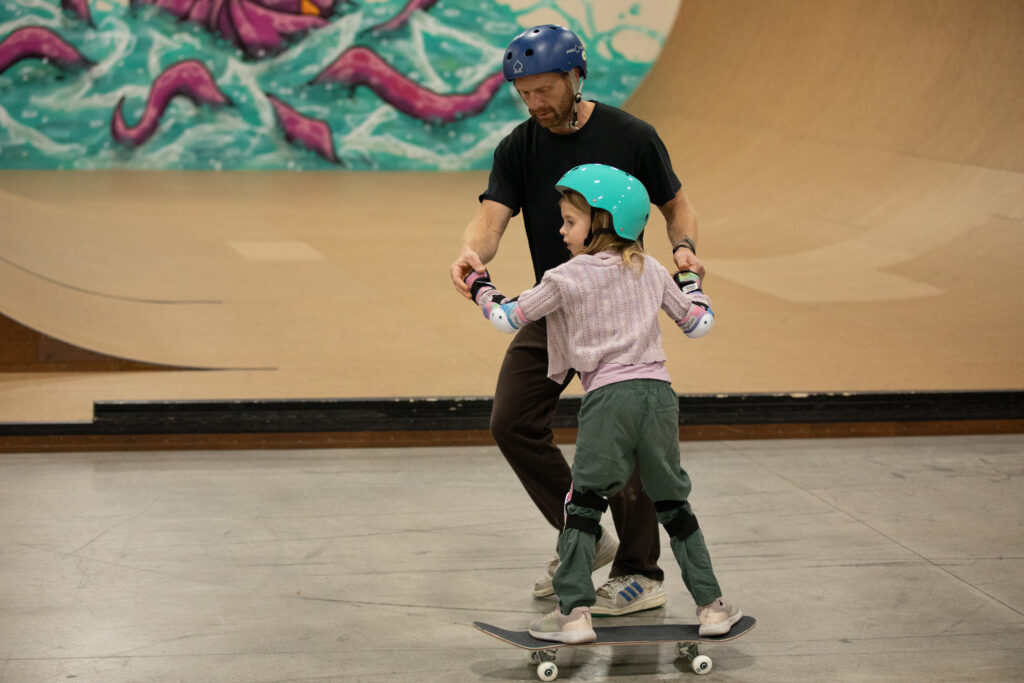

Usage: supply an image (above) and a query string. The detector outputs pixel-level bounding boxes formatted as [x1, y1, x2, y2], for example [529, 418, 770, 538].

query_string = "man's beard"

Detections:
[530, 91, 576, 130]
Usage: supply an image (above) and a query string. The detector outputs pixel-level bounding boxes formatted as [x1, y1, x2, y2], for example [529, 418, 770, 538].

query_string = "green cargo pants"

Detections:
[552, 379, 722, 612]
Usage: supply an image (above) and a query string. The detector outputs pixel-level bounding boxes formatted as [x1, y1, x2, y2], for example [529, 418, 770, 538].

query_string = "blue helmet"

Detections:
[556, 164, 651, 241]
[502, 25, 587, 81]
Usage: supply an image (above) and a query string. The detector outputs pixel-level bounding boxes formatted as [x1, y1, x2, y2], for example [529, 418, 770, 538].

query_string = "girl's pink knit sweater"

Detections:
[517, 251, 698, 384]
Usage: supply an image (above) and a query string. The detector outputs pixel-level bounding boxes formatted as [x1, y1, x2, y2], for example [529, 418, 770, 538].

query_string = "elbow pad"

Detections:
[489, 299, 529, 334]
[677, 302, 714, 338]
[463, 270, 528, 333]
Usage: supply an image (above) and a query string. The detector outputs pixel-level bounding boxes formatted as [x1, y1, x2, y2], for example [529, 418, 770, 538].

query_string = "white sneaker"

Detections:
[696, 597, 742, 636]
[532, 527, 618, 598]
[528, 606, 596, 644]
[591, 575, 666, 616]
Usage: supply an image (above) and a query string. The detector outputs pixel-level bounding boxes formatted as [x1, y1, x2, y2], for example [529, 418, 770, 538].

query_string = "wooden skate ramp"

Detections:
[1, 0, 1022, 429]
[626, 0, 1024, 392]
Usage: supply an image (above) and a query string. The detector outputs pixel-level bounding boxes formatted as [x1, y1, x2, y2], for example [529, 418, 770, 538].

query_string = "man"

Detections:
[450, 24, 704, 616]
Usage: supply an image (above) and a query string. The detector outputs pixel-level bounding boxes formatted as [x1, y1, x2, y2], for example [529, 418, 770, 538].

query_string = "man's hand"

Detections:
[673, 247, 705, 279]
[451, 249, 487, 300]
[451, 200, 514, 299]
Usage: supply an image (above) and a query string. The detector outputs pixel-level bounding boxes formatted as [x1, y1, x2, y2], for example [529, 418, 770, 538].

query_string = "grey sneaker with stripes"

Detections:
[590, 575, 666, 616]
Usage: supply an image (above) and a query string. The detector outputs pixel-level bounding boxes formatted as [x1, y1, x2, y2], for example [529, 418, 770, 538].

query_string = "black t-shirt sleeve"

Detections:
[632, 120, 682, 206]
[479, 128, 523, 216]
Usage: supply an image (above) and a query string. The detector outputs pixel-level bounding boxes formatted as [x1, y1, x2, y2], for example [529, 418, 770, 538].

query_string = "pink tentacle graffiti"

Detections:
[313, 46, 504, 124]
[265, 93, 340, 164]
[61, 0, 95, 26]
[0, 26, 93, 75]
[131, 0, 336, 58]
[367, 0, 439, 33]
[111, 59, 232, 147]
[4, 0, 510, 164]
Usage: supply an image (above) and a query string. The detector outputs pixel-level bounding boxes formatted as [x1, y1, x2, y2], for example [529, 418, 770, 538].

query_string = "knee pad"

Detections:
[656, 500, 700, 541]
[564, 488, 608, 537]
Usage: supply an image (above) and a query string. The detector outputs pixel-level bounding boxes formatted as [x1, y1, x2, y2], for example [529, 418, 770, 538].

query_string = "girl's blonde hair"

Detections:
[561, 191, 645, 273]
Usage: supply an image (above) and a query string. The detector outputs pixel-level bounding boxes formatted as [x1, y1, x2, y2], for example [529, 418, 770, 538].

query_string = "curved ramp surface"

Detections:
[625, 0, 1024, 391]
[1, 0, 1022, 423]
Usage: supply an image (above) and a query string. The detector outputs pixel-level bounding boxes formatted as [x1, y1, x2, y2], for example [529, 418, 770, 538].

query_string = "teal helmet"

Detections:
[555, 164, 650, 241]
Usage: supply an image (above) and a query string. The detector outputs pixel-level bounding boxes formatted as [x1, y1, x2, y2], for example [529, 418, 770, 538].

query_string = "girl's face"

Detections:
[559, 198, 592, 256]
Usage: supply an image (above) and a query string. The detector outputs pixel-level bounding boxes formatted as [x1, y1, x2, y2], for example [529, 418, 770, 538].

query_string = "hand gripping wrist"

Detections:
[464, 269, 503, 321]
[673, 270, 714, 338]
[463, 269, 495, 305]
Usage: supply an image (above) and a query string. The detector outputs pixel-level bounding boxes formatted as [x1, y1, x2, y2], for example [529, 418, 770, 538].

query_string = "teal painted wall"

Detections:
[0, 0, 675, 170]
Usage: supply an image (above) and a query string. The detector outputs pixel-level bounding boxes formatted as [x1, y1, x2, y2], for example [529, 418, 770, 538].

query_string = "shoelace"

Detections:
[598, 576, 638, 597]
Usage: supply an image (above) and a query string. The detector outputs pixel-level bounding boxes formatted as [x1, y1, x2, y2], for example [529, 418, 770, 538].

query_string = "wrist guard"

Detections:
[673, 271, 715, 338]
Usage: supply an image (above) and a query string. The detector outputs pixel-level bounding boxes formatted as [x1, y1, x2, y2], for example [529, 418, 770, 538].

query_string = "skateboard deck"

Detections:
[474, 616, 755, 679]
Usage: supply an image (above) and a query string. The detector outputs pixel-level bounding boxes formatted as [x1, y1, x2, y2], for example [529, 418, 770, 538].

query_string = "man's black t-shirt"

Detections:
[480, 101, 682, 283]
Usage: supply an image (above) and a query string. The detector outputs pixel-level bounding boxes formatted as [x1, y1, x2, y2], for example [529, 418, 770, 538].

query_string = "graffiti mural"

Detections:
[0, 1, 680, 170]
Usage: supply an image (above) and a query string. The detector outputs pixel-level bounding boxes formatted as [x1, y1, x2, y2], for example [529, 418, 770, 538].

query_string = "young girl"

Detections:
[464, 163, 740, 644]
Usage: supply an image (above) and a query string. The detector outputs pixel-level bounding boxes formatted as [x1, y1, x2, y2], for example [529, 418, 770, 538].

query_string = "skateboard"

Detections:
[474, 616, 756, 680]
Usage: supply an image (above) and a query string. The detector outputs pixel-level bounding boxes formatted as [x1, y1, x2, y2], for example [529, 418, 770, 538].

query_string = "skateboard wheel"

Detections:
[536, 660, 558, 681]
[691, 654, 712, 675]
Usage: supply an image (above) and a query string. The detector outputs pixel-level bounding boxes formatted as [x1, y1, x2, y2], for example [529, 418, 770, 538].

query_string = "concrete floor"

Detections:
[1, 434, 1022, 682]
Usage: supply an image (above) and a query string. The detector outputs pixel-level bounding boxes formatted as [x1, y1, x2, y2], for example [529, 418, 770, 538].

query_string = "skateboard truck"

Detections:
[529, 639, 712, 680]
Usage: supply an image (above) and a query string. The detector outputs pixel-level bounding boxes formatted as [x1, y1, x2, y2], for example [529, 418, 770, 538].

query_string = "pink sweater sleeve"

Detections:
[657, 263, 695, 322]
[517, 271, 566, 321]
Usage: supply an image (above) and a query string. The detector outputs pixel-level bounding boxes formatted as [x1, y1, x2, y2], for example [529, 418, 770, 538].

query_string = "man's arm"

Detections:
[450, 199, 515, 299]
[658, 187, 705, 278]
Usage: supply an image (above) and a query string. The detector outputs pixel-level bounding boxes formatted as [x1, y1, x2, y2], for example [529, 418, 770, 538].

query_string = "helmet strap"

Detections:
[584, 227, 616, 247]
[583, 205, 615, 247]
[568, 70, 584, 130]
